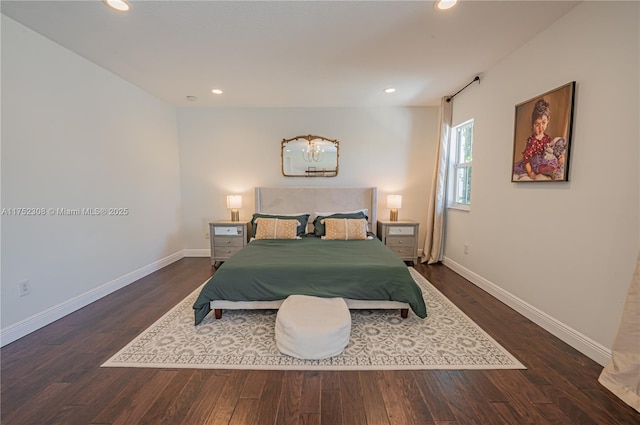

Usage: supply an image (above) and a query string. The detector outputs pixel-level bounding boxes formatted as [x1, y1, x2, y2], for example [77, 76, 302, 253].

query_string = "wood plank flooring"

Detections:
[1, 258, 638, 424]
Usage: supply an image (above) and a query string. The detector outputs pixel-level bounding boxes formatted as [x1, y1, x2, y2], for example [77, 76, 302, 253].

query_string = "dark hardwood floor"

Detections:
[1, 258, 638, 424]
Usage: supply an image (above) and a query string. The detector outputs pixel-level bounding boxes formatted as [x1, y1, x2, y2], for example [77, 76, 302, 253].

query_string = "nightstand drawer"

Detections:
[388, 246, 415, 258]
[387, 226, 415, 236]
[385, 235, 415, 247]
[214, 226, 244, 236]
[213, 236, 244, 247]
[215, 246, 244, 259]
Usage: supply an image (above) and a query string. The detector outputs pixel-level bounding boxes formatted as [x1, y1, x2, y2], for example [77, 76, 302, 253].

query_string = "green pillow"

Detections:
[251, 213, 310, 238]
[313, 212, 368, 237]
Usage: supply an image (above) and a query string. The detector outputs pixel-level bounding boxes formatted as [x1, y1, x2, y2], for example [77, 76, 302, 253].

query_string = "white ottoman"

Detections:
[275, 295, 351, 360]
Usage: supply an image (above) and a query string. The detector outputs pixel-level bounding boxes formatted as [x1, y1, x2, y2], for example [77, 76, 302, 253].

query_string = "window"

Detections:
[449, 119, 473, 210]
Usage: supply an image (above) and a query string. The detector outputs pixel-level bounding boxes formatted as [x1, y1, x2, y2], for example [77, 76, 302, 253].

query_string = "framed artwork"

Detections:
[511, 81, 575, 182]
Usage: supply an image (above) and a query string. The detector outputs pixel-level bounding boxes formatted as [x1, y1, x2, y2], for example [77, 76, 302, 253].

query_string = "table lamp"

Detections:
[387, 195, 402, 221]
[226, 195, 242, 222]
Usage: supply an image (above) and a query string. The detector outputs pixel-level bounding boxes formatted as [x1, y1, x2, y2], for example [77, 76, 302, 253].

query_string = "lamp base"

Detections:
[389, 209, 398, 221]
[230, 210, 239, 222]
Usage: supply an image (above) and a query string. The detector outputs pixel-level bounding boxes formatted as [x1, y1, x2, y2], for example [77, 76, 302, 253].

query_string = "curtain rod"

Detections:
[445, 76, 480, 103]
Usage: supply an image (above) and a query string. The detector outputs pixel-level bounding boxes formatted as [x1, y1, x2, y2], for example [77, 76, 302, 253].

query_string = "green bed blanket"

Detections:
[193, 236, 427, 324]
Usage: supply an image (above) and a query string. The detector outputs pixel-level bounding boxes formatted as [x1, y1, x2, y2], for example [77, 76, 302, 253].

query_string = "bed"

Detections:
[193, 187, 427, 325]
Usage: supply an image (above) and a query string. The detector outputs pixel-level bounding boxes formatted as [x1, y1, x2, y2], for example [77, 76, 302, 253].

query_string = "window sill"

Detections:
[448, 204, 470, 212]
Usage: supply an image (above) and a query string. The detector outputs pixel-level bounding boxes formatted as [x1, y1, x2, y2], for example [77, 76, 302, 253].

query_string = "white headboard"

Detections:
[255, 187, 377, 234]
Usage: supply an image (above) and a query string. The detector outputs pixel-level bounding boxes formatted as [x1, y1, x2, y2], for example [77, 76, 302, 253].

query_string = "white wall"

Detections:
[177, 107, 438, 253]
[1, 16, 184, 344]
[444, 2, 639, 364]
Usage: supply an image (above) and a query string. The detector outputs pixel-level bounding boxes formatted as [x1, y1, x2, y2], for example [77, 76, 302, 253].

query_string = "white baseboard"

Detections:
[442, 257, 611, 366]
[183, 248, 210, 257]
[0, 250, 185, 347]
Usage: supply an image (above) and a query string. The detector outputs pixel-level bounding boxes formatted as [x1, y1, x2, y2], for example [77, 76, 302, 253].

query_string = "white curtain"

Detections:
[422, 97, 453, 264]
[598, 252, 640, 412]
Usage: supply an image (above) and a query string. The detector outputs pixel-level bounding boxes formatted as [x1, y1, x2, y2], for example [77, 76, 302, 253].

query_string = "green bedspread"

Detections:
[193, 236, 427, 324]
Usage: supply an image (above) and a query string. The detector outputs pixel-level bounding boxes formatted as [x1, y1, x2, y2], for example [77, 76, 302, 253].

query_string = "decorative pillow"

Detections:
[321, 218, 371, 240]
[310, 209, 368, 233]
[251, 213, 309, 238]
[313, 211, 368, 237]
[313, 209, 368, 218]
[253, 218, 301, 240]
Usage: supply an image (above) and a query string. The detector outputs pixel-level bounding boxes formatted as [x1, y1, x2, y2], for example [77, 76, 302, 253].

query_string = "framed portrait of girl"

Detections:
[511, 82, 576, 182]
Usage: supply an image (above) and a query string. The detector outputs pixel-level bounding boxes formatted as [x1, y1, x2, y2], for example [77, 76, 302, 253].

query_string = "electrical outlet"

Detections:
[463, 243, 469, 255]
[19, 280, 30, 297]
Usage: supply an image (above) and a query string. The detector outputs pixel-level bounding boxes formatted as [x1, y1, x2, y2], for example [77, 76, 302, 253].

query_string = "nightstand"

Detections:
[209, 220, 251, 267]
[377, 219, 420, 265]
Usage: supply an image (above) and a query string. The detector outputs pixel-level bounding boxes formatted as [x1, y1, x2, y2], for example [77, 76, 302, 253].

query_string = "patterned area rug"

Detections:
[102, 269, 525, 370]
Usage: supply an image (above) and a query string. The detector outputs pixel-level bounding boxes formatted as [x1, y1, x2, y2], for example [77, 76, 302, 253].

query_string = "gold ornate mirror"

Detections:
[281, 135, 339, 177]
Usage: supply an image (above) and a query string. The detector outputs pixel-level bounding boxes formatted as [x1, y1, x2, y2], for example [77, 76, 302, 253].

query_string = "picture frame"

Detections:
[511, 81, 575, 182]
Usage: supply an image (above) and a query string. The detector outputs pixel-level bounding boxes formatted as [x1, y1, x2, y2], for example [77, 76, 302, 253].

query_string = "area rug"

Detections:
[102, 269, 525, 370]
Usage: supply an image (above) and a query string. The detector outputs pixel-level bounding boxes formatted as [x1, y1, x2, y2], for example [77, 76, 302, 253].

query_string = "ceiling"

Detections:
[1, 0, 579, 108]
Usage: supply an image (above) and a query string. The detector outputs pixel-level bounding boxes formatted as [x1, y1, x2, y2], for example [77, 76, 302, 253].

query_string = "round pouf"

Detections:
[275, 295, 351, 360]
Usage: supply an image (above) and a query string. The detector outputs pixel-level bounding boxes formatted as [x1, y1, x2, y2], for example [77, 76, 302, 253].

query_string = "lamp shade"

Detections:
[226, 195, 242, 209]
[387, 195, 402, 209]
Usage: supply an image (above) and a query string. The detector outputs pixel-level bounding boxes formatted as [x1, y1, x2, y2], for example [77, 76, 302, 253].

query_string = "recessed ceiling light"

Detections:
[186, 96, 198, 101]
[384, 88, 396, 94]
[104, 0, 130, 12]
[435, 0, 457, 11]
[211, 89, 223, 95]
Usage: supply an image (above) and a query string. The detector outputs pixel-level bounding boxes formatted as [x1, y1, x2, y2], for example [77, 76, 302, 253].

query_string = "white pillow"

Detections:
[313, 209, 368, 217]
[260, 212, 308, 215]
